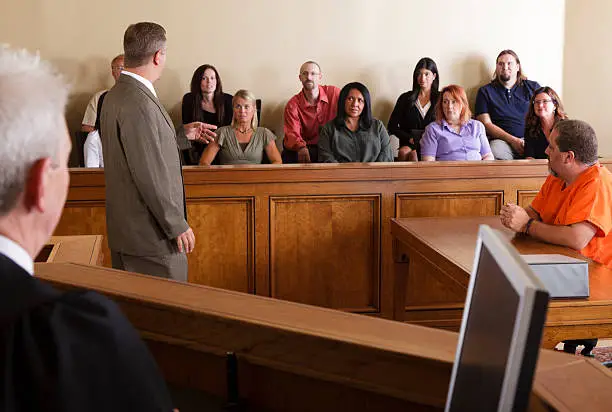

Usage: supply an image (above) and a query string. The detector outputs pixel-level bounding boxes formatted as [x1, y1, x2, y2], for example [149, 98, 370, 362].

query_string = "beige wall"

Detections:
[2, 0, 564, 142]
[564, 0, 610, 155]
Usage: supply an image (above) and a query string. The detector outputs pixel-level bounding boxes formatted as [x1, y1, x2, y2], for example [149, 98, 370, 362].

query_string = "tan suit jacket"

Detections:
[100, 74, 189, 256]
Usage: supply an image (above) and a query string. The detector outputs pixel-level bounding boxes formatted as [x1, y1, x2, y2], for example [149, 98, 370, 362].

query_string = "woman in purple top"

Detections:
[421, 84, 494, 161]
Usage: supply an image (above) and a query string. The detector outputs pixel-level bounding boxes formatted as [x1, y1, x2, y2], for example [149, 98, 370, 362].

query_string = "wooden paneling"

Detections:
[518, 190, 539, 208]
[186, 198, 254, 292]
[396, 191, 503, 218]
[270, 195, 381, 312]
[59, 161, 612, 318]
[54, 201, 110, 266]
[403, 304, 464, 331]
[405, 251, 467, 307]
[395, 192, 498, 310]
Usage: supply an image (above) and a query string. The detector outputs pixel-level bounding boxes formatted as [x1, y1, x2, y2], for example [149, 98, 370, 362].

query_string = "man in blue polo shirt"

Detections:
[475, 50, 540, 160]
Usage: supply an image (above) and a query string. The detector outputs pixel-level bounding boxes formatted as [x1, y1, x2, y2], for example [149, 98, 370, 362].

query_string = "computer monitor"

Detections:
[445, 225, 550, 412]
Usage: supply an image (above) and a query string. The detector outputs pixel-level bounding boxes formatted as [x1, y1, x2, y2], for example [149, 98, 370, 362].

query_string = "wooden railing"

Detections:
[35, 262, 612, 411]
[56, 160, 612, 319]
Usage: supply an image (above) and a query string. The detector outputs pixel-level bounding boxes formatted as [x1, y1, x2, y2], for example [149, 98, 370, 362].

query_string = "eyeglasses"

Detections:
[301, 71, 320, 77]
[534, 99, 553, 106]
[112, 66, 124, 71]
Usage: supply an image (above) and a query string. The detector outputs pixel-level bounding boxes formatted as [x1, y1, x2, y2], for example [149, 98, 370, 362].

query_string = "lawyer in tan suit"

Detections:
[100, 22, 213, 281]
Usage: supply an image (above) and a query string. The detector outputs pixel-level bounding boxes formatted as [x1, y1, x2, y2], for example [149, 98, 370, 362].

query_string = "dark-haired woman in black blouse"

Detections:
[524, 86, 568, 159]
[181, 64, 233, 164]
[388, 57, 440, 161]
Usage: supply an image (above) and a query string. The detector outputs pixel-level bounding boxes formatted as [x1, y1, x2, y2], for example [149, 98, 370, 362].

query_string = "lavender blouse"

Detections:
[420, 119, 492, 161]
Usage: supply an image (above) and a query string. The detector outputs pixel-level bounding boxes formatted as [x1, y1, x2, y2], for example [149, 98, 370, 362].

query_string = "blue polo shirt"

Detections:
[475, 79, 540, 139]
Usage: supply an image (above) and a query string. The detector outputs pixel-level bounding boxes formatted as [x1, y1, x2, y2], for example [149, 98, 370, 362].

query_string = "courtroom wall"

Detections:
[1, 0, 564, 146]
[564, 0, 611, 156]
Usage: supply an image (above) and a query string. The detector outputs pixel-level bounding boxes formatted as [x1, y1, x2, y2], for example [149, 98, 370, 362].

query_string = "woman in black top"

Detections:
[388, 57, 440, 161]
[524, 86, 567, 159]
[181, 64, 233, 164]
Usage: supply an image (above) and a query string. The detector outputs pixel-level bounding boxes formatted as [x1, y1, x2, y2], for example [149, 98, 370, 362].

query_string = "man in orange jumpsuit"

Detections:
[501, 119, 612, 358]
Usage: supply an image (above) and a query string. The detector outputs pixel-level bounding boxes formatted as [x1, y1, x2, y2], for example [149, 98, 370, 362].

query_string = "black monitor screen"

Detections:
[447, 244, 519, 410]
[446, 226, 549, 412]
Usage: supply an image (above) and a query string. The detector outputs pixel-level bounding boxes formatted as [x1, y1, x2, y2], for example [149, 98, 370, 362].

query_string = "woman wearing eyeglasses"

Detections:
[524, 86, 568, 159]
[199, 89, 282, 165]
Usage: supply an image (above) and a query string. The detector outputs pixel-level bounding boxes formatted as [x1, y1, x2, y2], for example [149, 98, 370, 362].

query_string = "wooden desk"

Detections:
[391, 216, 612, 349]
[37, 235, 103, 265]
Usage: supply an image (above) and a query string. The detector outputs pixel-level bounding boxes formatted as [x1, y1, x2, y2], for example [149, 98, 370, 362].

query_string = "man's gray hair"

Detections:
[555, 119, 598, 165]
[0, 45, 69, 215]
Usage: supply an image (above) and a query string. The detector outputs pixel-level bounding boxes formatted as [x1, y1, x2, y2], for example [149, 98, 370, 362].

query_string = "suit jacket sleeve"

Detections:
[178, 93, 194, 150]
[118, 103, 188, 240]
[175, 124, 192, 151]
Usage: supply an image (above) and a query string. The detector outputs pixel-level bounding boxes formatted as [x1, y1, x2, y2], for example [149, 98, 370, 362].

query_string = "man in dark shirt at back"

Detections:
[0, 45, 176, 412]
[475, 49, 540, 160]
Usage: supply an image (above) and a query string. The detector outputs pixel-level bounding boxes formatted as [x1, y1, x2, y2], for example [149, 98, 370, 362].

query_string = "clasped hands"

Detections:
[500, 203, 530, 233]
[184, 122, 217, 144]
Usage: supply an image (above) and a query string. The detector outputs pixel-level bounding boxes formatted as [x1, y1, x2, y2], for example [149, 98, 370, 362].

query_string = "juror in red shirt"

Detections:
[283, 85, 340, 151]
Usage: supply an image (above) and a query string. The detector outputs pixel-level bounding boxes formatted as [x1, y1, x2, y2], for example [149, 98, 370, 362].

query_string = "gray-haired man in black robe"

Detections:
[0, 45, 175, 411]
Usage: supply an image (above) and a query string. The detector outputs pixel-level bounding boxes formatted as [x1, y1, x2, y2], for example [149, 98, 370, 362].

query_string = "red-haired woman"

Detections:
[420, 84, 493, 161]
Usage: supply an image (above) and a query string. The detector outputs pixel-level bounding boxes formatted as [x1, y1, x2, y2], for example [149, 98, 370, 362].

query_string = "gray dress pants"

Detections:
[111, 250, 188, 282]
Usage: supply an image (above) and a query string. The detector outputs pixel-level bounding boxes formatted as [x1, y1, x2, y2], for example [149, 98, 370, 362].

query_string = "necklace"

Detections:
[237, 127, 251, 134]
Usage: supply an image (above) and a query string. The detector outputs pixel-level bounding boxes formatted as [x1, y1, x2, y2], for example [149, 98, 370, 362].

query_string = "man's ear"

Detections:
[153, 50, 162, 66]
[565, 150, 576, 164]
[24, 158, 52, 213]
